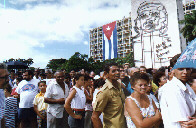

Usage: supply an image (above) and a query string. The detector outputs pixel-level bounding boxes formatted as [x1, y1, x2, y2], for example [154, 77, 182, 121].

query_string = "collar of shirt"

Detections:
[53, 80, 65, 87]
[172, 76, 187, 91]
[106, 79, 121, 90]
[37, 92, 45, 97]
[186, 83, 196, 100]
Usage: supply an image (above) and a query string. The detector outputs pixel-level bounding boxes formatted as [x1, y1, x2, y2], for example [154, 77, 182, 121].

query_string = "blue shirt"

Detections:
[126, 82, 134, 94]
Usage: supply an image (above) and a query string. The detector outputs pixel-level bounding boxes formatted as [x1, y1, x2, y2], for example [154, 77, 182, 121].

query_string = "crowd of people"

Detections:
[0, 53, 196, 128]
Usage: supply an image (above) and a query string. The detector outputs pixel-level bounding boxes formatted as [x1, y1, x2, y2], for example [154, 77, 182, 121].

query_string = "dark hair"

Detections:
[64, 73, 71, 79]
[119, 65, 124, 69]
[24, 70, 34, 76]
[5, 84, 12, 94]
[73, 74, 84, 85]
[169, 54, 181, 68]
[16, 77, 23, 82]
[140, 66, 146, 69]
[40, 72, 46, 77]
[93, 78, 105, 89]
[84, 75, 91, 81]
[153, 71, 166, 87]
[55, 70, 64, 76]
[38, 81, 46, 86]
[157, 66, 167, 73]
[16, 71, 22, 77]
[146, 68, 153, 75]
[104, 63, 118, 73]
[130, 72, 150, 87]
[10, 70, 15, 73]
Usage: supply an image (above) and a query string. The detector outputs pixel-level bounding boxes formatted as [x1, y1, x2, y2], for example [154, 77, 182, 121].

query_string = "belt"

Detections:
[73, 108, 85, 112]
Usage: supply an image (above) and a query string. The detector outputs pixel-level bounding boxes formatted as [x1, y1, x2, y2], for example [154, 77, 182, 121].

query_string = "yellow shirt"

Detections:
[93, 79, 126, 128]
[152, 81, 158, 93]
[33, 92, 48, 111]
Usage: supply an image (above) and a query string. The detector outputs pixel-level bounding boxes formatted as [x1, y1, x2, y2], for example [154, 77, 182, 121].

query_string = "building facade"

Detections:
[183, 0, 196, 14]
[90, 0, 187, 68]
[89, 17, 133, 62]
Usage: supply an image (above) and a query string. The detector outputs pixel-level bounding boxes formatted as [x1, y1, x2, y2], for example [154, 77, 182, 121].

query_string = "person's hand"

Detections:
[155, 109, 162, 119]
[181, 117, 196, 128]
[73, 114, 82, 119]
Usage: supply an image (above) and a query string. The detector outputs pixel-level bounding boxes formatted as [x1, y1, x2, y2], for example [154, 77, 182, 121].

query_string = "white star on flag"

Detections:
[106, 26, 111, 31]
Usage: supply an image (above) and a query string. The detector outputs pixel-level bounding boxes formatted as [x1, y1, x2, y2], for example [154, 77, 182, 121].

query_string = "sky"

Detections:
[0, 0, 131, 68]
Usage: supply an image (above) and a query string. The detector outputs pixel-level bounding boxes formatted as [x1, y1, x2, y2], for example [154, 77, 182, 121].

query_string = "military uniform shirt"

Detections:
[93, 79, 126, 128]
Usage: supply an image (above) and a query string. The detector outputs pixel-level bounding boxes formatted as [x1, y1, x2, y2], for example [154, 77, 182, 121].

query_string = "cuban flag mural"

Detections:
[102, 21, 117, 60]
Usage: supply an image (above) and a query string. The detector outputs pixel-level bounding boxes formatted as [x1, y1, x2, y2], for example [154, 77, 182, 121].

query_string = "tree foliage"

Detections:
[46, 52, 135, 74]
[180, 10, 196, 42]
[64, 52, 90, 72]
[46, 58, 67, 71]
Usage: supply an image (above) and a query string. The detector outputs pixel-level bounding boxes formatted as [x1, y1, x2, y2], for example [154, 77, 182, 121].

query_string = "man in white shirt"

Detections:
[16, 70, 40, 128]
[159, 67, 196, 128]
[44, 70, 69, 128]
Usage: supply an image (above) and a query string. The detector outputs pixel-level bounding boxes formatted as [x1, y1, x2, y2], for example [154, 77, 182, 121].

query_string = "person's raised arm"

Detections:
[64, 88, 82, 119]
[125, 98, 161, 128]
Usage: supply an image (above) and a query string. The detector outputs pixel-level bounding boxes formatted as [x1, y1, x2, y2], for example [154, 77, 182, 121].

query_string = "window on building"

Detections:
[191, 4, 195, 10]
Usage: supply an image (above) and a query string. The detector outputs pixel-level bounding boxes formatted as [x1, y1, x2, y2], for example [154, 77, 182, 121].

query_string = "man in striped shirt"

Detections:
[0, 63, 9, 128]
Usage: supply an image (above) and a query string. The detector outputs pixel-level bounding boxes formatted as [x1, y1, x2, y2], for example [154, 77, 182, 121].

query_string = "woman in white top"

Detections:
[65, 74, 86, 128]
[125, 72, 162, 128]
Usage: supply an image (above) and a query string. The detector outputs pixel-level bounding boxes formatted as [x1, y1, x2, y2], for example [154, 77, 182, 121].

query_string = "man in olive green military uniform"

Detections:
[92, 63, 126, 128]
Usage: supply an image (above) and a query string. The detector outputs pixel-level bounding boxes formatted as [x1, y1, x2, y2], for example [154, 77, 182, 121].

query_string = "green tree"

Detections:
[65, 52, 90, 72]
[180, 10, 196, 42]
[46, 52, 135, 74]
[46, 58, 67, 71]
[91, 60, 104, 74]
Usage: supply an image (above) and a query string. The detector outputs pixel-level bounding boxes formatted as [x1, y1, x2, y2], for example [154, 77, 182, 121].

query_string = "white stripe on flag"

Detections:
[111, 32, 114, 59]
[104, 34, 109, 60]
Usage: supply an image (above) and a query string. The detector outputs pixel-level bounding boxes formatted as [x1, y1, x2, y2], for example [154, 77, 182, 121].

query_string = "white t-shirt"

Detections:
[159, 77, 196, 128]
[16, 79, 39, 108]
